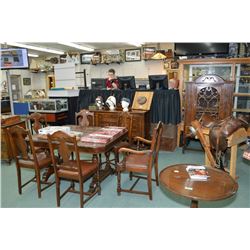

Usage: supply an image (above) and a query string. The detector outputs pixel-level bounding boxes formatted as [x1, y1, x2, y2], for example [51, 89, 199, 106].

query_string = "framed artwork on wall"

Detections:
[125, 49, 141, 62]
[142, 47, 156, 60]
[80, 52, 94, 64]
[23, 78, 31, 86]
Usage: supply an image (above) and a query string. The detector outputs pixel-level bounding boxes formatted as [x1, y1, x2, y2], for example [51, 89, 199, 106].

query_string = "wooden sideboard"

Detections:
[89, 109, 150, 139]
[29, 111, 68, 124]
[1, 115, 26, 163]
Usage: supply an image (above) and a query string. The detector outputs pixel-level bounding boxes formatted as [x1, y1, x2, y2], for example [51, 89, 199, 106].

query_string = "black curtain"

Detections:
[77, 89, 181, 124]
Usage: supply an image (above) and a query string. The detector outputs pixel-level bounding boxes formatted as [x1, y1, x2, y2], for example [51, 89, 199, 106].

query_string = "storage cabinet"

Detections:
[28, 99, 69, 124]
[178, 57, 250, 110]
[90, 109, 150, 139]
[183, 75, 234, 150]
[1, 115, 26, 163]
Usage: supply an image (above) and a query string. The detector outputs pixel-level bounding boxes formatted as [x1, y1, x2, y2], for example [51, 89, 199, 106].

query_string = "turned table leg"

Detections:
[190, 200, 198, 208]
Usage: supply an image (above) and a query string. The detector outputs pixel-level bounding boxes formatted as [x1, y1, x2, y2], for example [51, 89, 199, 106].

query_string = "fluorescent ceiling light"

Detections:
[7, 42, 64, 55]
[28, 53, 39, 57]
[127, 42, 143, 47]
[58, 42, 94, 52]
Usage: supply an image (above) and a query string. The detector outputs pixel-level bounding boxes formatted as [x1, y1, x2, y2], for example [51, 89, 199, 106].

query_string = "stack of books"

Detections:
[186, 165, 209, 181]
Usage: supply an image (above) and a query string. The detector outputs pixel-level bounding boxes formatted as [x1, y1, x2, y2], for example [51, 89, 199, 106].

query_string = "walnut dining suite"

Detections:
[3, 107, 240, 208]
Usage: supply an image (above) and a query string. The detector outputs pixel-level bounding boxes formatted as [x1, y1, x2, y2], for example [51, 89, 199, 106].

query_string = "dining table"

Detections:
[31, 125, 128, 191]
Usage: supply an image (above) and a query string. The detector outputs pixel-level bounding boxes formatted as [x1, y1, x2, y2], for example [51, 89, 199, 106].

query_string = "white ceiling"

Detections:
[1, 42, 138, 57]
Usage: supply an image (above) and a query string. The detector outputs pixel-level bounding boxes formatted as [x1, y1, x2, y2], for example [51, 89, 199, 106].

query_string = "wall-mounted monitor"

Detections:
[174, 43, 229, 57]
[1, 48, 29, 69]
[148, 75, 168, 90]
[117, 76, 136, 89]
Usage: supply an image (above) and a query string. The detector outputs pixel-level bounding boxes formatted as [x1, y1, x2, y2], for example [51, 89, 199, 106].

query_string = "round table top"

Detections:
[160, 164, 238, 202]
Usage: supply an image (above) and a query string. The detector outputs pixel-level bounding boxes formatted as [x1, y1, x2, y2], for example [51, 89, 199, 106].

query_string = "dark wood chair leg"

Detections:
[56, 178, 60, 207]
[154, 160, 159, 186]
[97, 170, 101, 195]
[147, 174, 152, 200]
[16, 167, 22, 195]
[117, 170, 121, 196]
[129, 171, 133, 180]
[79, 180, 84, 208]
[36, 169, 41, 198]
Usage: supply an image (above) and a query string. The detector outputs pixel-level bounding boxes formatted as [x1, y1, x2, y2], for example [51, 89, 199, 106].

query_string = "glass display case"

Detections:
[183, 64, 233, 83]
[28, 98, 68, 113]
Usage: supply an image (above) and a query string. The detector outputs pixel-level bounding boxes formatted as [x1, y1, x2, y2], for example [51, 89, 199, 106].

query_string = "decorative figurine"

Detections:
[105, 96, 116, 111]
[121, 97, 130, 112]
[95, 96, 104, 110]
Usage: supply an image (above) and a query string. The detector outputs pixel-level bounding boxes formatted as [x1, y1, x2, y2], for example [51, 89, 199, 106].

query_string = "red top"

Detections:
[106, 78, 119, 89]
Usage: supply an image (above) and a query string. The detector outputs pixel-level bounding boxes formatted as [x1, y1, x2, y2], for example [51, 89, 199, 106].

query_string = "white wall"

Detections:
[75, 60, 166, 87]
[1, 69, 47, 98]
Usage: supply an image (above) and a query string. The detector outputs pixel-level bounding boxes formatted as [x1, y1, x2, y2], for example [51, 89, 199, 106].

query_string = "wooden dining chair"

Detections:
[116, 121, 163, 200]
[27, 112, 48, 134]
[27, 112, 49, 153]
[75, 109, 94, 127]
[47, 130, 101, 208]
[7, 125, 54, 198]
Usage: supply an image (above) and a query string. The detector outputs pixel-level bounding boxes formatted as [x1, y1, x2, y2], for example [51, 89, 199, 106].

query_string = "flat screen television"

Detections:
[1, 48, 29, 69]
[117, 76, 136, 89]
[148, 75, 168, 90]
[175, 43, 229, 56]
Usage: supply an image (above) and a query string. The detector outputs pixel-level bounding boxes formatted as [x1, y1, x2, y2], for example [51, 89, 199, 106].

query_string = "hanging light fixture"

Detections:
[151, 52, 166, 60]
[151, 43, 166, 60]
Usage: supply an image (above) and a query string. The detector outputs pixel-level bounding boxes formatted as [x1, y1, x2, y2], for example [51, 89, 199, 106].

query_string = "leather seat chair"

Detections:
[7, 125, 54, 198]
[47, 130, 101, 208]
[116, 121, 163, 200]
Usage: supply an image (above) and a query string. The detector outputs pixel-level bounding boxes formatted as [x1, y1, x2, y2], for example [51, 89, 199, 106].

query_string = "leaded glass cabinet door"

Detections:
[195, 85, 221, 120]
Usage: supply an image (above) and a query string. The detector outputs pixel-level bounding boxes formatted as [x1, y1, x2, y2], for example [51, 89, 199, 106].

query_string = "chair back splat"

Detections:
[75, 109, 94, 127]
[27, 112, 47, 134]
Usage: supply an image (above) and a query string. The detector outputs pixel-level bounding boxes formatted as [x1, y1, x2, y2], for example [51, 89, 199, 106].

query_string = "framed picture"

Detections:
[23, 77, 31, 86]
[171, 61, 179, 69]
[80, 52, 94, 64]
[142, 47, 156, 60]
[132, 91, 154, 110]
[125, 49, 141, 62]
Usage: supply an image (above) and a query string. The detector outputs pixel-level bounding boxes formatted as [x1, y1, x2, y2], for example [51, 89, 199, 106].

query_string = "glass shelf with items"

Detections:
[28, 98, 68, 113]
[233, 63, 250, 115]
[183, 64, 234, 84]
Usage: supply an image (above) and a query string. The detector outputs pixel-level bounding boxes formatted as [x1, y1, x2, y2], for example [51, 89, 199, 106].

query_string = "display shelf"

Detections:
[233, 63, 250, 115]
[233, 93, 250, 97]
[232, 109, 250, 113]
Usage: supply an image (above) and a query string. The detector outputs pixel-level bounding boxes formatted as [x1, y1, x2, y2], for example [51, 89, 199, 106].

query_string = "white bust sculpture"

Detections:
[105, 96, 116, 111]
[95, 96, 104, 110]
[121, 97, 130, 112]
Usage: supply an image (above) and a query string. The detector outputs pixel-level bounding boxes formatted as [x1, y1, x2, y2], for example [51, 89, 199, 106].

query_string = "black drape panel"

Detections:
[77, 89, 181, 124]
